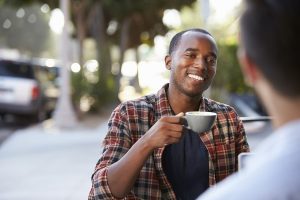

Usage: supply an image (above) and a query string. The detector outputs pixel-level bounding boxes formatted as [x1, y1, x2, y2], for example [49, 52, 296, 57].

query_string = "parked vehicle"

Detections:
[0, 59, 59, 123]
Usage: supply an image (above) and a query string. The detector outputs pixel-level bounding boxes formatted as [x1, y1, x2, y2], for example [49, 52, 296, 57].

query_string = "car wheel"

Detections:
[35, 109, 47, 123]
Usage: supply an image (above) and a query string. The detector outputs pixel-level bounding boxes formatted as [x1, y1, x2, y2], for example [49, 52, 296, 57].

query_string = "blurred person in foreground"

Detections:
[88, 28, 249, 200]
[197, 0, 300, 199]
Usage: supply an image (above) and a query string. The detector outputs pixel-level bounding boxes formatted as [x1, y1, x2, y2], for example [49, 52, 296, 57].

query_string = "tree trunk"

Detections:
[72, 0, 87, 66]
[131, 47, 142, 93]
[115, 17, 131, 98]
[89, 1, 115, 109]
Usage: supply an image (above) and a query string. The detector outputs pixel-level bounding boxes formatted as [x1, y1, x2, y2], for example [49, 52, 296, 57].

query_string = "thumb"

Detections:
[176, 112, 184, 117]
[176, 112, 186, 126]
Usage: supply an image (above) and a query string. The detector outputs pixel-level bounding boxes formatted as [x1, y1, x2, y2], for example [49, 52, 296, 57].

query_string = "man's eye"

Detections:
[207, 57, 216, 65]
[186, 54, 197, 59]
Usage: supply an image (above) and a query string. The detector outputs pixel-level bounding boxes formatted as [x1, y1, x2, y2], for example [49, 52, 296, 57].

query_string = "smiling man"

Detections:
[89, 28, 249, 200]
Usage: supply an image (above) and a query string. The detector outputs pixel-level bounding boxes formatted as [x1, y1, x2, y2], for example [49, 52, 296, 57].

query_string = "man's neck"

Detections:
[271, 99, 300, 129]
[254, 78, 300, 129]
[262, 89, 300, 129]
[167, 85, 203, 114]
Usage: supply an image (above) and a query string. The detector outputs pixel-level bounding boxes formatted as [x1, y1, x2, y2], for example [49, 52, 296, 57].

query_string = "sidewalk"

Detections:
[0, 114, 110, 200]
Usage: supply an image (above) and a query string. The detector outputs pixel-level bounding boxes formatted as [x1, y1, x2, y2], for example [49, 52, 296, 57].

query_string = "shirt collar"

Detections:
[156, 83, 211, 115]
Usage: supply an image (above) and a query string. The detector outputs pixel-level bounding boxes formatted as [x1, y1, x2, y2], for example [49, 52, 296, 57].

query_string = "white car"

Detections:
[0, 59, 59, 123]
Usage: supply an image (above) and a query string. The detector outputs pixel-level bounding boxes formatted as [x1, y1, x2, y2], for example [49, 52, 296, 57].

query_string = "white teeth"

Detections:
[188, 74, 203, 81]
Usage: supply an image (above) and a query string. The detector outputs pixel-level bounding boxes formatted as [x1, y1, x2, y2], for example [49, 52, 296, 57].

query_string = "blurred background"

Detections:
[0, 0, 260, 120]
[0, 0, 271, 199]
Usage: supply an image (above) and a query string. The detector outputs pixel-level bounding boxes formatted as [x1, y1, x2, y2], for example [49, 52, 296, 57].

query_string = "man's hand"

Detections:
[142, 112, 185, 149]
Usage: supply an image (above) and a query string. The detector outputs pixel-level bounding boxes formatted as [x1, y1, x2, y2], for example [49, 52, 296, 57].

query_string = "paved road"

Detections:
[0, 115, 37, 146]
[0, 127, 14, 146]
[0, 122, 29, 146]
[0, 115, 108, 200]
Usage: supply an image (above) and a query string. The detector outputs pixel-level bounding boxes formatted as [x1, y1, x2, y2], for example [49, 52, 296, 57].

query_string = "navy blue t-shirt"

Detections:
[162, 129, 209, 200]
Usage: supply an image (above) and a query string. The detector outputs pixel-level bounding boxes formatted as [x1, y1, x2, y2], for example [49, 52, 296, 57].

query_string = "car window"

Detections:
[0, 60, 34, 79]
[33, 64, 59, 85]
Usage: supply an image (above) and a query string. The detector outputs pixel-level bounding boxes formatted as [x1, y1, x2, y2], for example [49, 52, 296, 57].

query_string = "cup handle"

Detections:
[181, 116, 190, 129]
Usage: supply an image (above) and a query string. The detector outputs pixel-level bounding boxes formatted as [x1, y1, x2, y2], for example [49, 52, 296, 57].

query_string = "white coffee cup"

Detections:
[184, 111, 217, 133]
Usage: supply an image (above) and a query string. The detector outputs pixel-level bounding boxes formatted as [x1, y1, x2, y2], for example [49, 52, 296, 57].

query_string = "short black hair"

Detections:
[168, 28, 213, 55]
[240, 0, 300, 97]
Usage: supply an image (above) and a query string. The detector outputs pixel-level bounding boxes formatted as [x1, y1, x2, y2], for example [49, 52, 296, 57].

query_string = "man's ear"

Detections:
[165, 55, 171, 70]
[237, 48, 260, 87]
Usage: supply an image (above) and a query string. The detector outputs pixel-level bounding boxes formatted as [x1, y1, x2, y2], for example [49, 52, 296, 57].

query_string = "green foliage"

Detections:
[103, 0, 197, 48]
[0, 4, 52, 57]
[180, 1, 202, 29]
[0, 0, 58, 9]
[213, 42, 252, 94]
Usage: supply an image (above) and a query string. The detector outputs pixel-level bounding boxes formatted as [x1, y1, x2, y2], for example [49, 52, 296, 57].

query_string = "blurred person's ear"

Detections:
[237, 47, 260, 87]
[165, 55, 172, 70]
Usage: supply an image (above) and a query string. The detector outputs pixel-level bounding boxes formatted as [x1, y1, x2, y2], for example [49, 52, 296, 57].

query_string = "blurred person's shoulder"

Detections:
[198, 121, 300, 200]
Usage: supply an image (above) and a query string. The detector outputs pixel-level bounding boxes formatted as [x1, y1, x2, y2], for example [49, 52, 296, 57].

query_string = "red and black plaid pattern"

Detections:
[89, 84, 249, 200]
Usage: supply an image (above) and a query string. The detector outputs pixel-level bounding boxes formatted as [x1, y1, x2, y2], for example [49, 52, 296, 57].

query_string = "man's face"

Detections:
[167, 31, 218, 97]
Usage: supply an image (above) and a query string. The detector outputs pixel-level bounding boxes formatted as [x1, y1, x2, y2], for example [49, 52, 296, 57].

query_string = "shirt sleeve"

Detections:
[89, 105, 132, 199]
[232, 109, 250, 168]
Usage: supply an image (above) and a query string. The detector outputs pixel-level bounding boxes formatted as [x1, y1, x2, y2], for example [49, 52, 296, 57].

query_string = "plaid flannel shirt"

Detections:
[89, 84, 249, 200]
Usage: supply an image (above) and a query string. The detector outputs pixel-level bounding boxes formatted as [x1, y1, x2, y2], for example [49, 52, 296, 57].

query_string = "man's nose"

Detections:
[194, 57, 207, 71]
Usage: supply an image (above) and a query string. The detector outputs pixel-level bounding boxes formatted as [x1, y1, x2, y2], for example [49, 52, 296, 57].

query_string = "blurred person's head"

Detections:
[239, 0, 300, 97]
[238, 0, 300, 127]
[165, 28, 218, 99]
